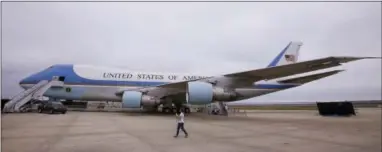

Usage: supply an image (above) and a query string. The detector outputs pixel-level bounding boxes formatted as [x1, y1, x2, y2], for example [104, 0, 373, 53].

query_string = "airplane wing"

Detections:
[116, 56, 380, 98]
[115, 77, 212, 97]
[223, 56, 380, 81]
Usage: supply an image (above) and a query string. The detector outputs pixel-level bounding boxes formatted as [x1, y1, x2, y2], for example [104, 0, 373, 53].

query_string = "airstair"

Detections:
[2, 79, 64, 113]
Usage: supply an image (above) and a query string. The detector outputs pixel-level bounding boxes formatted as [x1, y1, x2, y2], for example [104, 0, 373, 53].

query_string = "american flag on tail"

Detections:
[284, 54, 296, 62]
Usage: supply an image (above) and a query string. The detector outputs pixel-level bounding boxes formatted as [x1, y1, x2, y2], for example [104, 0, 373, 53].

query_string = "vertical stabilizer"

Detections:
[267, 41, 303, 68]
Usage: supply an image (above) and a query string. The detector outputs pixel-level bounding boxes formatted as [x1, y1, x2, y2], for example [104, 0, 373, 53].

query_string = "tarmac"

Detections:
[1, 108, 381, 152]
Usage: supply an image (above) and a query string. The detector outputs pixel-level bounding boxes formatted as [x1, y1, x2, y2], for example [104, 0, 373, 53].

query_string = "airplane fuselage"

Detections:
[19, 64, 298, 103]
[10, 41, 379, 113]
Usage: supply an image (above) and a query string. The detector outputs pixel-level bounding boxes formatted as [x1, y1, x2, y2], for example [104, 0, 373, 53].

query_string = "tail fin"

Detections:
[266, 41, 303, 68]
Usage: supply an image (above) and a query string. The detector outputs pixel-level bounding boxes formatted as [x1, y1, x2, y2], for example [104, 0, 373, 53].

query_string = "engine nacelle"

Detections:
[122, 91, 161, 108]
[186, 81, 237, 105]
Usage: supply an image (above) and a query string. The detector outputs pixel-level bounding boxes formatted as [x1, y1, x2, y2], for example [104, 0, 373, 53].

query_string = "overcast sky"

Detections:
[1, 2, 381, 103]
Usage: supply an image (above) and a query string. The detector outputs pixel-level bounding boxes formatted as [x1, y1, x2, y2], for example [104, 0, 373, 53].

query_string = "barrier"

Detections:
[316, 101, 356, 116]
[1, 99, 10, 111]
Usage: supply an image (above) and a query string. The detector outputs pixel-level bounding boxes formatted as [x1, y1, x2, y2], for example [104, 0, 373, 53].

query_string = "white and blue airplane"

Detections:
[18, 41, 379, 111]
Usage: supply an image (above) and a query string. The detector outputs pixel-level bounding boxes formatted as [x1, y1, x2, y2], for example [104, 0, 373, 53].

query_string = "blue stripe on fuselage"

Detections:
[20, 64, 299, 90]
[20, 64, 165, 87]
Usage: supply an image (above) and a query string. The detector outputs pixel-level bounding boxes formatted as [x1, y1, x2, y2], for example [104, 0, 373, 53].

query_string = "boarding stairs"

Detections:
[2, 80, 64, 113]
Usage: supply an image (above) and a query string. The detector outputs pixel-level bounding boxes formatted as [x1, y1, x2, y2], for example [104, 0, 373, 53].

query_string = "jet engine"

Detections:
[122, 91, 162, 108]
[186, 81, 237, 105]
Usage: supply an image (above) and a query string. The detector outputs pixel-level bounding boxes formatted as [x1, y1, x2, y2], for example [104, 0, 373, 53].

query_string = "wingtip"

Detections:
[335, 69, 346, 73]
[363, 56, 382, 59]
[328, 69, 345, 74]
[332, 56, 382, 63]
[354, 56, 381, 59]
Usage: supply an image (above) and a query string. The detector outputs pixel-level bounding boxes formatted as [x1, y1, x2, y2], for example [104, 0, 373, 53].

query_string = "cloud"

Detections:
[2, 2, 381, 102]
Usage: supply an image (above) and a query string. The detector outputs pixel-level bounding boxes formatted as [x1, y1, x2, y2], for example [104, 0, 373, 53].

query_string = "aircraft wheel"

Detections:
[184, 108, 190, 114]
[163, 107, 171, 113]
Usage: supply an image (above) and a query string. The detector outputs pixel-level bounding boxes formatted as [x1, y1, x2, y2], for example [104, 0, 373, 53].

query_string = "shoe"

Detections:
[173, 135, 178, 138]
[185, 134, 188, 138]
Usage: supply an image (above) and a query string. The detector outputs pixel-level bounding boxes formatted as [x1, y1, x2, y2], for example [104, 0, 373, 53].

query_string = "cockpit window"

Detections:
[38, 66, 54, 73]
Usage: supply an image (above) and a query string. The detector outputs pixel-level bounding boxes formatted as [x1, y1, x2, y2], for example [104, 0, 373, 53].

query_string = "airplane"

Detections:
[17, 41, 380, 113]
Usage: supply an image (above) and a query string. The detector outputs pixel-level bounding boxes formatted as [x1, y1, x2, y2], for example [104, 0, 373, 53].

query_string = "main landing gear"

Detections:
[160, 104, 191, 114]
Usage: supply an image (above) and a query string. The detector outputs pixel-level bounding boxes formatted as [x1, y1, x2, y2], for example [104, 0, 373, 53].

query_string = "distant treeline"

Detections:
[61, 100, 88, 108]
[229, 100, 382, 109]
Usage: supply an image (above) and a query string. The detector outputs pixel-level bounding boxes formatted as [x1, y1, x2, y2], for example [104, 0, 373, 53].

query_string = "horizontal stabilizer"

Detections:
[277, 70, 344, 84]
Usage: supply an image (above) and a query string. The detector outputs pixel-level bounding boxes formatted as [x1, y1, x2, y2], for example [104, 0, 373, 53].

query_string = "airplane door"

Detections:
[52, 76, 66, 82]
[58, 76, 65, 82]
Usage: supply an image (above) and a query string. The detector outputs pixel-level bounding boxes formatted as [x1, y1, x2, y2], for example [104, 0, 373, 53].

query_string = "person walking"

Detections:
[174, 109, 188, 138]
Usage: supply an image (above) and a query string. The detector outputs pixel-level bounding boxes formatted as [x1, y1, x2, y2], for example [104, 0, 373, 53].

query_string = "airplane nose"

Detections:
[19, 77, 29, 88]
[19, 78, 25, 86]
[19, 79, 24, 85]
